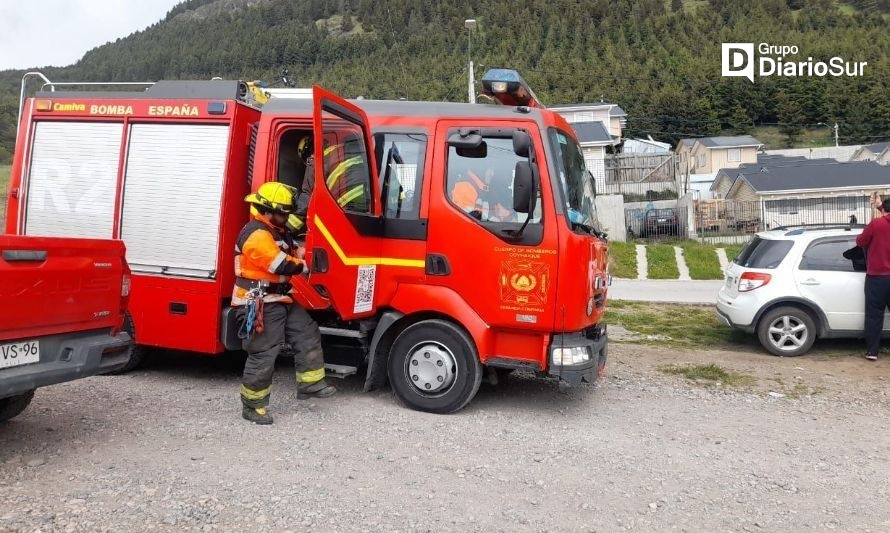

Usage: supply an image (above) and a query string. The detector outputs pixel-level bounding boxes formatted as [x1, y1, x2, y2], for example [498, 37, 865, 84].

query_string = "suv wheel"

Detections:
[757, 306, 816, 357]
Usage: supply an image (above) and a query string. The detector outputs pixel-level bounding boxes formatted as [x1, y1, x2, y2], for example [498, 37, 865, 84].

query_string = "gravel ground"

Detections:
[1, 344, 890, 532]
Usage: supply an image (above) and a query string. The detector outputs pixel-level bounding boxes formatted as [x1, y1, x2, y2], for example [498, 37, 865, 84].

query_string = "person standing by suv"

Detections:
[855, 197, 890, 361]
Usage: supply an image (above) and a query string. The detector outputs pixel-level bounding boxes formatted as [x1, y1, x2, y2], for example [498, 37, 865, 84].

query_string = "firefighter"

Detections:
[451, 167, 513, 221]
[288, 134, 368, 235]
[235, 182, 336, 425]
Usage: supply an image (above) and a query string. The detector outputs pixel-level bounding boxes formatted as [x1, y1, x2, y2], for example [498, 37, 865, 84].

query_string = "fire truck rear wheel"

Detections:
[105, 313, 148, 375]
[387, 319, 483, 414]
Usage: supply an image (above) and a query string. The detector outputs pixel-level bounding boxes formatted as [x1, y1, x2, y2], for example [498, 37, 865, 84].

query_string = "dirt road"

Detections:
[1, 344, 889, 532]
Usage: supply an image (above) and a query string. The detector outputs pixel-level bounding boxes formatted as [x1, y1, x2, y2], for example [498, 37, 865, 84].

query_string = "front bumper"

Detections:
[547, 325, 608, 386]
[0, 329, 133, 400]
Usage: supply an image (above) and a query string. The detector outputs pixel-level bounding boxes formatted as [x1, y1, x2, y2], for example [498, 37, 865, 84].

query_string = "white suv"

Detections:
[717, 226, 874, 356]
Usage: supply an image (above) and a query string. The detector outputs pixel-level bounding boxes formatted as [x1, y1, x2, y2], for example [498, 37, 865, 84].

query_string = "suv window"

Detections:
[734, 237, 794, 269]
[799, 238, 857, 272]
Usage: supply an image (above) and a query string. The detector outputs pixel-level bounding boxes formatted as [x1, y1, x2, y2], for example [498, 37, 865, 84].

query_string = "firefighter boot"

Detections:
[242, 406, 274, 425]
[297, 379, 337, 400]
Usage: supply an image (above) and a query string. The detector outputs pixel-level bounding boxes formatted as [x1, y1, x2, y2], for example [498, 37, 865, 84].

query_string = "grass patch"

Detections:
[0, 165, 9, 228]
[722, 244, 744, 263]
[646, 244, 679, 279]
[606, 301, 753, 349]
[837, 2, 858, 15]
[658, 363, 755, 387]
[751, 126, 836, 150]
[609, 241, 638, 279]
[680, 242, 723, 280]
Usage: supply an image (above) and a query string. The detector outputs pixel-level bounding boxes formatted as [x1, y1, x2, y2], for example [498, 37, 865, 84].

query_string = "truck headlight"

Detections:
[586, 297, 595, 316]
[552, 346, 591, 366]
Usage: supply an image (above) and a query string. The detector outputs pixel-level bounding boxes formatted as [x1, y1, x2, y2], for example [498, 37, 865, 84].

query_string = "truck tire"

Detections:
[387, 319, 483, 414]
[105, 313, 148, 375]
[0, 391, 35, 423]
[757, 306, 816, 357]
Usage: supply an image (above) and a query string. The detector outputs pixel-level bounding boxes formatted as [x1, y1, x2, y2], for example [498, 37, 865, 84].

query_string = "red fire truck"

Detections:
[6, 70, 609, 413]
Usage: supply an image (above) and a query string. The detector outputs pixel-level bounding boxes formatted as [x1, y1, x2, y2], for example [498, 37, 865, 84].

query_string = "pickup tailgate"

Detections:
[0, 235, 126, 341]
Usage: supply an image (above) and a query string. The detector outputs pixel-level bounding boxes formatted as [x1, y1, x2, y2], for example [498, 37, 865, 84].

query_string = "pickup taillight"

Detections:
[738, 272, 771, 292]
[114, 265, 132, 336]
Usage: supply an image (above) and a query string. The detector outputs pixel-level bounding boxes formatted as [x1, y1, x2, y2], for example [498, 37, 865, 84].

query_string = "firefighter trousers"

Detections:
[238, 302, 325, 408]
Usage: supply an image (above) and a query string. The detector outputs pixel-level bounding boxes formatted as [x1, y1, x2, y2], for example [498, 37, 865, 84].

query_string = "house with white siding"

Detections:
[548, 102, 625, 186]
[713, 160, 890, 229]
[722, 161, 890, 202]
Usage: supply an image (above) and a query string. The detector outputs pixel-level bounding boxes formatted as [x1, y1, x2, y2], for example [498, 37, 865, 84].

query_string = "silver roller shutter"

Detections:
[25, 122, 123, 238]
[121, 123, 230, 278]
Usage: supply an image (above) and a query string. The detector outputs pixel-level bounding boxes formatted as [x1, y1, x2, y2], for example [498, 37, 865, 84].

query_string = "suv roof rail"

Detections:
[780, 223, 865, 236]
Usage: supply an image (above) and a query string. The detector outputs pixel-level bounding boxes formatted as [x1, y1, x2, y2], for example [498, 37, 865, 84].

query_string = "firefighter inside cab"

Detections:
[235, 182, 336, 425]
[287, 133, 369, 235]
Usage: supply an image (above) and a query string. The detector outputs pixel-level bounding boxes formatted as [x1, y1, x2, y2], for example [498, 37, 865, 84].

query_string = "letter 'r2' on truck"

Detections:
[7, 70, 609, 413]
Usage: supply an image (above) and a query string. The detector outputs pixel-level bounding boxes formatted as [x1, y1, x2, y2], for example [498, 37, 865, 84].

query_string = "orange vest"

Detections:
[232, 215, 304, 305]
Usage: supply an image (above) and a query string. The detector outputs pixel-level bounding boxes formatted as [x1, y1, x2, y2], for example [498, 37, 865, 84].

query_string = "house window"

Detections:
[574, 111, 595, 122]
[728, 148, 741, 162]
[697, 153, 706, 168]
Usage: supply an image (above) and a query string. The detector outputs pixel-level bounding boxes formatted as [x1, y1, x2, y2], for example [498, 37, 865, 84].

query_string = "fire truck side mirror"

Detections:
[512, 161, 537, 215]
[448, 131, 486, 158]
[512, 131, 531, 158]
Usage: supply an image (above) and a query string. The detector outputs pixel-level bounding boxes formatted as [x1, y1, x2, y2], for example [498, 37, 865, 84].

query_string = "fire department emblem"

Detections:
[500, 261, 549, 307]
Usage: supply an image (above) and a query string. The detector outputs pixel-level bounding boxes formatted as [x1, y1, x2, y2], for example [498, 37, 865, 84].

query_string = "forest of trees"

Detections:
[0, 0, 888, 163]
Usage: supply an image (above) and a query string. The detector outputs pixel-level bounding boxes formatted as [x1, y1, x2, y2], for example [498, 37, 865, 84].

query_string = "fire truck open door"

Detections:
[306, 87, 393, 321]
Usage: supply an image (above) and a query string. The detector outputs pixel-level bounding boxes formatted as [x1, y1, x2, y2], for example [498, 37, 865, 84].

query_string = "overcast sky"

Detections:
[0, 0, 183, 70]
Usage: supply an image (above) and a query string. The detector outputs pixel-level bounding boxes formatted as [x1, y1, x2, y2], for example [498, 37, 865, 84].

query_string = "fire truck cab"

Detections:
[7, 71, 609, 413]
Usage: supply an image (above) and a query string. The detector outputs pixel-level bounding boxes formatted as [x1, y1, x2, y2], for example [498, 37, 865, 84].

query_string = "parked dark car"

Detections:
[641, 208, 680, 237]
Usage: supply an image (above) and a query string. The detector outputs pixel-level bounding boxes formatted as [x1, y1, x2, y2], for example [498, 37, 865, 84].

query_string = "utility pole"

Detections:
[465, 19, 477, 104]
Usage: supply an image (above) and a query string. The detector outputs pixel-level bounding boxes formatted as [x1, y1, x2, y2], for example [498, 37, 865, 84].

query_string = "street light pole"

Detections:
[465, 19, 477, 104]
[818, 122, 840, 149]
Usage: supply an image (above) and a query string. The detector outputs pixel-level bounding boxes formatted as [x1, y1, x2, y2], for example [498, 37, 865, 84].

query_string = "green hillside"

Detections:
[0, 0, 888, 162]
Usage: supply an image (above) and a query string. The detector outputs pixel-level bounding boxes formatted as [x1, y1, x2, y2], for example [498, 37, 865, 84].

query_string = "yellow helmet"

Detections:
[297, 136, 313, 162]
[245, 182, 296, 214]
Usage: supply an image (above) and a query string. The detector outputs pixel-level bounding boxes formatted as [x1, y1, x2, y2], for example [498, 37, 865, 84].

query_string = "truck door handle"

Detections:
[800, 279, 821, 286]
[2, 250, 48, 262]
[425, 254, 450, 276]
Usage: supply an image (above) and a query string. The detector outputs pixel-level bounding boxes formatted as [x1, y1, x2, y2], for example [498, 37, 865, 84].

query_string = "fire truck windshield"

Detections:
[548, 129, 602, 236]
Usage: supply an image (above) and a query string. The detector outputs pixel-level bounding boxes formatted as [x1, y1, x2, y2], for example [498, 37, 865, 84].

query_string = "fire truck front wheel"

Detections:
[387, 320, 483, 414]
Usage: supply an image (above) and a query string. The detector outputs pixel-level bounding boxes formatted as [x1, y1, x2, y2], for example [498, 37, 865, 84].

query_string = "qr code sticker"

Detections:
[353, 264, 376, 313]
